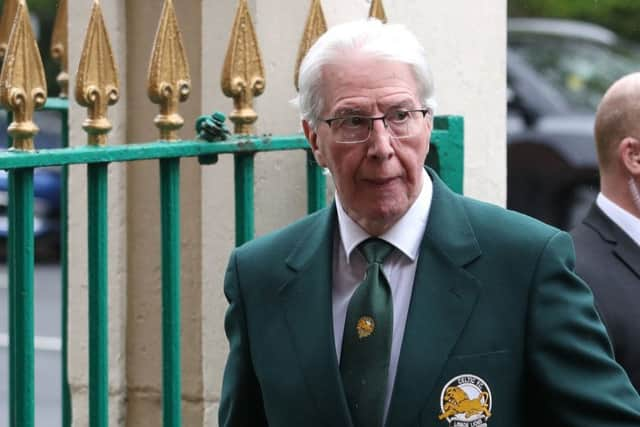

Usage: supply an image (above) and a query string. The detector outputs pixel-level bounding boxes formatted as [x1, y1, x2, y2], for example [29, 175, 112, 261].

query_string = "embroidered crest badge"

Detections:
[438, 374, 492, 427]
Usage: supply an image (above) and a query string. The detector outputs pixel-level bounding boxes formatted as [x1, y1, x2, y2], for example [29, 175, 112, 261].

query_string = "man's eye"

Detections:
[341, 116, 368, 128]
[388, 110, 410, 123]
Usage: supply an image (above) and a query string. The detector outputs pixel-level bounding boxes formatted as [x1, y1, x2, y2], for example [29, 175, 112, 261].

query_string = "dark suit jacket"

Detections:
[571, 202, 640, 393]
[220, 171, 640, 426]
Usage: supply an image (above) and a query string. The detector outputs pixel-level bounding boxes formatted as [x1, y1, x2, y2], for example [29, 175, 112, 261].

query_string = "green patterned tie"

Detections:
[340, 238, 394, 427]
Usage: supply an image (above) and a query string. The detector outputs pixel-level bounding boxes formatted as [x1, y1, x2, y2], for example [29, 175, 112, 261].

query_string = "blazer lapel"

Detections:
[278, 206, 352, 427]
[586, 204, 640, 279]
[614, 237, 640, 279]
[386, 172, 482, 426]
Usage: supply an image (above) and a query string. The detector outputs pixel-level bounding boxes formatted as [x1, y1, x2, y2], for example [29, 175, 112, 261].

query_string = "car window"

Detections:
[509, 35, 640, 112]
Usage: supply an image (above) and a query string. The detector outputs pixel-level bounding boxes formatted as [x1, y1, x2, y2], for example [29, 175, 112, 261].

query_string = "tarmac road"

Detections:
[0, 264, 62, 427]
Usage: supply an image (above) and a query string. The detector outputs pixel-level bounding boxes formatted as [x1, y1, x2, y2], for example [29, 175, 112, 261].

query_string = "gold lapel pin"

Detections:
[357, 316, 375, 339]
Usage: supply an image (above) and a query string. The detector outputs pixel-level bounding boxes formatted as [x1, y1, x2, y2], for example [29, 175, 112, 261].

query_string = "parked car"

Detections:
[507, 18, 640, 230]
[0, 110, 63, 261]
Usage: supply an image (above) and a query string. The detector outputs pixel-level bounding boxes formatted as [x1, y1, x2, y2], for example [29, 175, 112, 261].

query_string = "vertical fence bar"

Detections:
[8, 168, 35, 427]
[6, 110, 13, 427]
[432, 116, 464, 194]
[306, 150, 326, 213]
[159, 157, 181, 427]
[60, 107, 71, 427]
[87, 162, 109, 427]
[234, 153, 255, 246]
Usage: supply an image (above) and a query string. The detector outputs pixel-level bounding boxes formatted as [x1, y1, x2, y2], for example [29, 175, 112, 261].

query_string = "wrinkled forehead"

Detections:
[318, 56, 420, 115]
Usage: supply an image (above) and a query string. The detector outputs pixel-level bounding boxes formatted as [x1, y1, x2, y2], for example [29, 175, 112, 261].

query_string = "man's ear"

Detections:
[424, 114, 433, 157]
[302, 120, 327, 167]
[620, 137, 640, 176]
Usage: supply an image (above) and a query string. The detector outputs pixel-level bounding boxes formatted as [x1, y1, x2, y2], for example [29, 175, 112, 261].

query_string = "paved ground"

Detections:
[0, 264, 62, 427]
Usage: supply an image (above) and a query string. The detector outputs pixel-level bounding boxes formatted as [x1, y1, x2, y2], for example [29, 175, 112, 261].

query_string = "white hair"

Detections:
[294, 19, 437, 128]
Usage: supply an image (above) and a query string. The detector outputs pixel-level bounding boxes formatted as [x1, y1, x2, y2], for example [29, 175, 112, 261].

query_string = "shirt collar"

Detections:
[335, 169, 433, 262]
[596, 192, 640, 246]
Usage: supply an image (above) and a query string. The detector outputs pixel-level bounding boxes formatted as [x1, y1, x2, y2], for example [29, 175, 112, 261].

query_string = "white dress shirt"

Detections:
[596, 193, 640, 246]
[332, 169, 433, 421]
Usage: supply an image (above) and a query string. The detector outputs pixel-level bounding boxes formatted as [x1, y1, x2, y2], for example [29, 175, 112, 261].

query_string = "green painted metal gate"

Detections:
[3, 102, 463, 427]
[1, 0, 464, 426]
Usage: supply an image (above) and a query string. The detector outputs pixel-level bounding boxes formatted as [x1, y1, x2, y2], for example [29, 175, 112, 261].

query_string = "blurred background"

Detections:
[0, 0, 62, 97]
[509, 0, 640, 42]
[0, 0, 63, 264]
[507, 0, 640, 230]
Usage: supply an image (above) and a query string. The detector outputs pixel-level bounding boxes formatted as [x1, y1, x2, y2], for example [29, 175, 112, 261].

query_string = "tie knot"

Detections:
[359, 238, 394, 265]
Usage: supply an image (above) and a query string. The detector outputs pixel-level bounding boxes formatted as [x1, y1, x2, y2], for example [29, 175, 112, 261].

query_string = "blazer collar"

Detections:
[386, 170, 483, 426]
[422, 169, 481, 266]
[585, 203, 640, 279]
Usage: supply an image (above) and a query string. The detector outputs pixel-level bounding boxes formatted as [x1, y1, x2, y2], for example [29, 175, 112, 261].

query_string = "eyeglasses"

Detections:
[320, 108, 431, 144]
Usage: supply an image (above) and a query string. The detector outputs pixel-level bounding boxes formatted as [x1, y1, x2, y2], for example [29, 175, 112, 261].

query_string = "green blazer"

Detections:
[219, 171, 640, 427]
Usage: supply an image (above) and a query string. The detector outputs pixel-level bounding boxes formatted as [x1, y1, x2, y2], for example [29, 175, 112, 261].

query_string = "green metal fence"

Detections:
[1, 0, 465, 426]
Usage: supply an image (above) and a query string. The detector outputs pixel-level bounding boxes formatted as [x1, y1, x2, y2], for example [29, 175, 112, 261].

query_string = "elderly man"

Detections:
[571, 73, 640, 393]
[219, 19, 640, 427]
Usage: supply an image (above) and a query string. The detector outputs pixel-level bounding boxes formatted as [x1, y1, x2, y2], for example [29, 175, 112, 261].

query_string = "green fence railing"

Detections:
[2, 100, 463, 427]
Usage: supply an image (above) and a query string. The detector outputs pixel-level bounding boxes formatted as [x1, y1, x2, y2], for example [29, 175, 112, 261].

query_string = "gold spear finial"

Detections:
[51, 0, 69, 98]
[221, 0, 265, 135]
[147, 0, 191, 141]
[294, 0, 326, 91]
[0, 0, 47, 151]
[0, 0, 18, 61]
[368, 0, 388, 23]
[75, 0, 119, 146]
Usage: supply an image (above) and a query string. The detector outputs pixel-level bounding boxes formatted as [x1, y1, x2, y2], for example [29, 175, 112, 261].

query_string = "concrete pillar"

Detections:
[68, 0, 128, 425]
[123, 0, 205, 426]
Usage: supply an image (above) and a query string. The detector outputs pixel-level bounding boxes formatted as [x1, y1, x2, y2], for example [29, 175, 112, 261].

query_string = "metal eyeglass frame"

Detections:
[320, 108, 431, 144]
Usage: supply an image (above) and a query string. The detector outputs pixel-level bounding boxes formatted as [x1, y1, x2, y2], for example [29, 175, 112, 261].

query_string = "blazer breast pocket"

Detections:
[453, 349, 510, 361]
[449, 349, 512, 377]
[421, 350, 520, 427]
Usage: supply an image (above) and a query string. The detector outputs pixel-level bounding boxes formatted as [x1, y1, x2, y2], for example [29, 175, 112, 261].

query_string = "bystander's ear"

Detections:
[423, 113, 434, 154]
[303, 120, 327, 167]
[620, 137, 640, 176]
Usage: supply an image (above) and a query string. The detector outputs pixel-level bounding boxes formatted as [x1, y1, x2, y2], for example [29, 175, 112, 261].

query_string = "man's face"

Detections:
[304, 56, 432, 235]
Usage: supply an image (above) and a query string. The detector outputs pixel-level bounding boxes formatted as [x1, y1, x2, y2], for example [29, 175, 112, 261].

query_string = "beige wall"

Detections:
[66, 0, 506, 425]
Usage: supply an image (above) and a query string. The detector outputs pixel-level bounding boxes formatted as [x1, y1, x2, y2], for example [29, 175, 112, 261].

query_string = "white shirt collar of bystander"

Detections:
[596, 192, 640, 247]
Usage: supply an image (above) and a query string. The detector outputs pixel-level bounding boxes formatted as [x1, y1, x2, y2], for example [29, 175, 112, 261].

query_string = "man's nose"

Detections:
[367, 118, 394, 159]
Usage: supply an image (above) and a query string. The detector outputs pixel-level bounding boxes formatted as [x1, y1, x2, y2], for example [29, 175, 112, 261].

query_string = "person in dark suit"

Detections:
[571, 72, 640, 393]
[219, 19, 640, 426]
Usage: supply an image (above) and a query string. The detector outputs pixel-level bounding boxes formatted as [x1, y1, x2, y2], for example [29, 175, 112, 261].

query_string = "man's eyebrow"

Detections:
[333, 106, 368, 116]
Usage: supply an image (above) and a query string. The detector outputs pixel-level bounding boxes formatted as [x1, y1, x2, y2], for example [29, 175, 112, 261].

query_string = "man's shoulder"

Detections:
[569, 203, 612, 252]
[428, 172, 560, 246]
[570, 203, 640, 277]
[425, 178, 564, 265]
[570, 220, 601, 248]
[458, 193, 560, 242]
